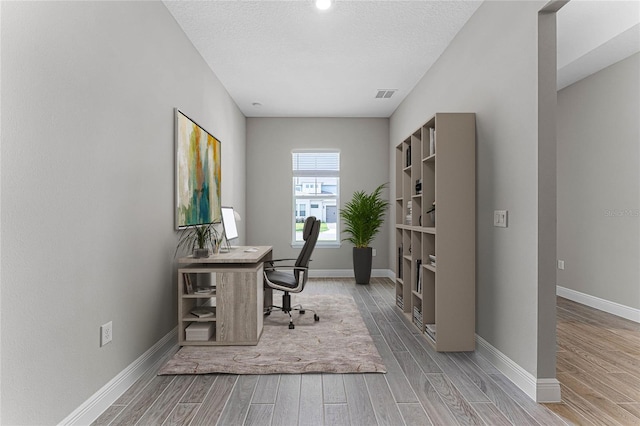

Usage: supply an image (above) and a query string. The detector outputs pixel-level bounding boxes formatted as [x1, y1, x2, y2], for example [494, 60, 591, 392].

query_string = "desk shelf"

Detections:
[182, 307, 217, 322]
[183, 336, 217, 345]
[177, 246, 272, 346]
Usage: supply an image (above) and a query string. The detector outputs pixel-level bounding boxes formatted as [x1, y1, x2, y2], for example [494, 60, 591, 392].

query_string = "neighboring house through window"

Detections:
[292, 150, 340, 246]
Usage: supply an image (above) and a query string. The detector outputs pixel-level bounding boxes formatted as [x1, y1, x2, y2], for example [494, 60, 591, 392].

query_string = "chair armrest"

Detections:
[264, 258, 297, 269]
[264, 265, 309, 273]
[265, 258, 313, 264]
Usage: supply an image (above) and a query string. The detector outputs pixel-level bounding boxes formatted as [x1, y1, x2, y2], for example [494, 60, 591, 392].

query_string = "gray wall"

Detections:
[246, 118, 390, 270]
[1, 2, 246, 424]
[557, 53, 640, 309]
[390, 0, 553, 378]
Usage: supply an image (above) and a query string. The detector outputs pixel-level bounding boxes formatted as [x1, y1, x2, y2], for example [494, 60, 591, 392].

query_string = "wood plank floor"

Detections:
[543, 296, 640, 425]
[93, 278, 580, 425]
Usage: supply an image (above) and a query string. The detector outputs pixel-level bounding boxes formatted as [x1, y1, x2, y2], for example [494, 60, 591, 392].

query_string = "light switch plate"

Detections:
[494, 210, 508, 227]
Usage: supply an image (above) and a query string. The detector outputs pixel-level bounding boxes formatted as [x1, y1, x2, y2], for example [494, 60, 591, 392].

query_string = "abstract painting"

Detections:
[175, 109, 221, 228]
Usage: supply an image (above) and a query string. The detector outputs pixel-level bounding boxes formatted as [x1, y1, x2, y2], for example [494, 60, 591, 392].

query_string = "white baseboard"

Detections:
[537, 378, 562, 403]
[59, 328, 179, 426]
[557, 286, 640, 323]
[476, 335, 561, 403]
[309, 269, 394, 279]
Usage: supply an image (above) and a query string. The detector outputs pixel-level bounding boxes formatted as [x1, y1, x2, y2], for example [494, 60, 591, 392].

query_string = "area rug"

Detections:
[158, 293, 386, 375]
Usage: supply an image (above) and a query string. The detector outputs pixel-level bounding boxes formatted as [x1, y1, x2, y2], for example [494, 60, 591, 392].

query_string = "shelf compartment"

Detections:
[183, 305, 217, 321]
[425, 323, 436, 344]
[395, 228, 404, 281]
[422, 268, 435, 326]
[395, 284, 405, 310]
[395, 199, 404, 226]
[411, 197, 422, 227]
[184, 333, 217, 344]
[183, 316, 216, 322]
[411, 302, 424, 333]
[421, 233, 435, 269]
[182, 292, 216, 298]
[421, 157, 436, 228]
[422, 153, 436, 163]
[184, 321, 216, 343]
[402, 229, 412, 257]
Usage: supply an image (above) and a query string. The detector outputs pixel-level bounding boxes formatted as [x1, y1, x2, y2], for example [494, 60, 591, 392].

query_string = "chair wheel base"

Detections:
[289, 323, 295, 329]
[314, 314, 320, 321]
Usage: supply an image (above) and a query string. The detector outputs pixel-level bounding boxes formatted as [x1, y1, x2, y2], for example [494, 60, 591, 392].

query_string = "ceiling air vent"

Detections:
[375, 89, 396, 99]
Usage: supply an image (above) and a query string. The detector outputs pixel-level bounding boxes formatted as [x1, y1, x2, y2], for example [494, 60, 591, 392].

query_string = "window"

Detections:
[292, 151, 340, 246]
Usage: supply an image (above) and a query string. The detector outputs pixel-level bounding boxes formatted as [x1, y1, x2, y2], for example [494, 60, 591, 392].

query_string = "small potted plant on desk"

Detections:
[341, 183, 390, 284]
[175, 222, 220, 258]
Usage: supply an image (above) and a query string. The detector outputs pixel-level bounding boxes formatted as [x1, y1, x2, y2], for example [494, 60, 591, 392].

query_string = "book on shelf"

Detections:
[195, 287, 216, 295]
[406, 144, 412, 167]
[416, 259, 422, 293]
[397, 246, 403, 279]
[428, 254, 436, 267]
[190, 308, 215, 318]
[413, 306, 423, 328]
[183, 273, 193, 294]
[396, 294, 404, 309]
[425, 323, 436, 340]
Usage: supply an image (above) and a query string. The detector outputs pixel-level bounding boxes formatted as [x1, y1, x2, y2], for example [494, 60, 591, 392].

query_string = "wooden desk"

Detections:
[177, 246, 272, 346]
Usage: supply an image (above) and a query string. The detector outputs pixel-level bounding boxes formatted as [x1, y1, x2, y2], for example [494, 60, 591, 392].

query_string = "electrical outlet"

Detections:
[101, 321, 112, 347]
[557, 260, 565, 270]
[372, 248, 377, 257]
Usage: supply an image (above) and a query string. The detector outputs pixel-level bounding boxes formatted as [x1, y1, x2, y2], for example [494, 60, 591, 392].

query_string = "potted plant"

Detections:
[175, 222, 220, 258]
[341, 183, 390, 284]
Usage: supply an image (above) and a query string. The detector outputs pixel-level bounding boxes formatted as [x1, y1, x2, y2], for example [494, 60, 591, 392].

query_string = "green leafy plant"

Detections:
[341, 183, 390, 248]
[174, 222, 220, 257]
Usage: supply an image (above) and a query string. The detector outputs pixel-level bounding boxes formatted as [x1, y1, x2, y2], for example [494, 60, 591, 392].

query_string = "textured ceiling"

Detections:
[164, 0, 481, 117]
[164, 0, 639, 118]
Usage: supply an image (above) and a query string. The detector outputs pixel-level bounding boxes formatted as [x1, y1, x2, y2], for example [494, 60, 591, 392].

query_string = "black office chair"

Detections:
[263, 216, 321, 329]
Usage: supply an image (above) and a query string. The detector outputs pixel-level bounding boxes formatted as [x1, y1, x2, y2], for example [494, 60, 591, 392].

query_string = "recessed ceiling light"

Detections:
[252, 102, 262, 108]
[315, 0, 333, 11]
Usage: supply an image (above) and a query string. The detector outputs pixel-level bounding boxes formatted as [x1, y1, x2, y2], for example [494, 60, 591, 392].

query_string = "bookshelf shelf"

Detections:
[424, 264, 436, 273]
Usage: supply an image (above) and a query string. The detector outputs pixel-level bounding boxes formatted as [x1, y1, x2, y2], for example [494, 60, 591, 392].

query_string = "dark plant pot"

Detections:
[353, 247, 373, 285]
[194, 248, 209, 258]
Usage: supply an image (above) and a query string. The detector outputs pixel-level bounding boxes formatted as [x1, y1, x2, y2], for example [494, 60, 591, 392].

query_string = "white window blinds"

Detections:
[292, 152, 340, 176]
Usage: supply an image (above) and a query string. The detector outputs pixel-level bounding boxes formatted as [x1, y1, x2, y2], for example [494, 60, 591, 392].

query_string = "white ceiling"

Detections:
[164, 0, 640, 118]
[557, 0, 640, 90]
